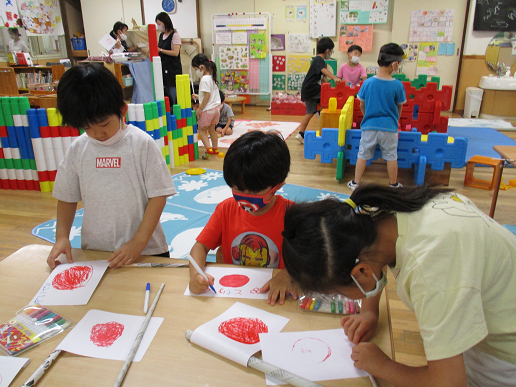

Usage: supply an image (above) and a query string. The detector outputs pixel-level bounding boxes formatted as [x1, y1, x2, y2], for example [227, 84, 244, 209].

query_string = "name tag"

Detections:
[96, 157, 121, 168]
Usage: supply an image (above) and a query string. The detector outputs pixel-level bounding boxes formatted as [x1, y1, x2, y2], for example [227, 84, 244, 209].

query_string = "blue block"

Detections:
[23, 126, 35, 159]
[135, 121, 146, 131]
[167, 115, 177, 131]
[193, 124, 197, 133]
[0, 137, 10, 148]
[37, 108, 49, 126]
[15, 126, 29, 159]
[27, 109, 40, 139]
[6, 126, 18, 148]
[304, 129, 342, 164]
[187, 135, 193, 144]
[417, 132, 468, 170]
[184, 108, 192, 118]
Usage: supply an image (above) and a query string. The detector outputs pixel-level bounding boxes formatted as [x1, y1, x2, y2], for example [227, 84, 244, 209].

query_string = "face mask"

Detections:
[157, 25, 165, 32]
[87, 119, 126, 146]
[326, 50, 333, 60]
[351, 270, 387, 298]
[390, 62, 399, 76]
[232, 184, 282, 213]
[120, 33, 127, 40]
[351, 55, 360, 64]
[195, 68, 204, 78]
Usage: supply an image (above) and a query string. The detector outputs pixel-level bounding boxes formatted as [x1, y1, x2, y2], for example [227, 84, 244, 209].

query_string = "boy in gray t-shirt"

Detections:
[215, 91, 234, 137]
[47, 64, 176, 269]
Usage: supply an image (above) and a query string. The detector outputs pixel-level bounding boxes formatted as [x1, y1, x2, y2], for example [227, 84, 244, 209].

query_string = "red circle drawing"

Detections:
[52, 265, 93, 290]
[90, 321, 125, 347]
[219, 274, 250, 288]
[291, 337, 332, 363]
[218, 317, 268, 344]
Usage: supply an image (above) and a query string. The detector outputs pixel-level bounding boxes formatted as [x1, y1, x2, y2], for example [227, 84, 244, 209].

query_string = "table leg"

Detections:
[489, 162, 504, 218]
[241, 101, 245, 114]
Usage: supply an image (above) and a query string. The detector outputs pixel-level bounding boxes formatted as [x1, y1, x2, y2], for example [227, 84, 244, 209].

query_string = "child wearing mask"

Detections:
[337, 45, 367, 86]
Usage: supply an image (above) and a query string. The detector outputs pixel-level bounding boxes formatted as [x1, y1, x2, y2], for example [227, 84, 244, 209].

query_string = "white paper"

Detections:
[260, 329, 368, 385]
[56, 310, 163, 362]
[184, 266, 273, 299]
[216, 32, 232, 45]
[99, 32, 117, 51]
[287, 34, 311, 53]
[30, 260, 110, 306]
[0, 356, 30, 387]
[190, 302, 289, 366]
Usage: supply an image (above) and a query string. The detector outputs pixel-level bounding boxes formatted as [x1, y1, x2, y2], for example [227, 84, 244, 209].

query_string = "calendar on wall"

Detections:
[310, 0, 337, 38]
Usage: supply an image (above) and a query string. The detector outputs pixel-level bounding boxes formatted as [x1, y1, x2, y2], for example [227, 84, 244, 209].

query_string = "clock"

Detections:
[162, 0, 177, 14]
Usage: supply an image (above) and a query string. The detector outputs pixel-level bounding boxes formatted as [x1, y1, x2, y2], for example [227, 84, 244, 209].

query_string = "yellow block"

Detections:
[47, 108, 59, 126]
[338, 115, 347, 147]
[328, 97, 337, 112]
[176, 75, 185, 108]
[183, 74, 192, 109]
[39, 181, 51, 193]
[186, 126, 193, 136]
[49, 181, 55, 191]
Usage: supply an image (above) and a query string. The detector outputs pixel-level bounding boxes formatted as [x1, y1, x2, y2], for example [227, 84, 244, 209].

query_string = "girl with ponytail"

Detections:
[191, 53, 222, 159]
[282, 184, 516, 387]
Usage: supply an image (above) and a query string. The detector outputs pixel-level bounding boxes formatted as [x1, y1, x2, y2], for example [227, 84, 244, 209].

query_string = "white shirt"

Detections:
[199, 75, 221, 111]
[9, 39, 30, 53]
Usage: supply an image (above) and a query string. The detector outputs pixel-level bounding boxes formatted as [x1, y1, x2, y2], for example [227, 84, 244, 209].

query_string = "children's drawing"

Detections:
[220, 70, 250, 93]
[287, 34, 311, 53]
[19, 0, 65, 35]
[287, 54, 311, 73]
[0, 0, 19, 28]
[0, 356, 30, 387]
[184, 266, 273, 299]
[219, 45, 249, 70]
[30, 260, 110, 306]
[217, 120, 301, 148]
[250, 33, 267, 59]
[56, 309, 163, 362]
[218, 317, 268, 344]
[273, 55, 286, 72]
[273, 74, 286, 91]
[260, 329, 368, 385]
[190, 302, 289, 366]
[271, 34, 285, 51]
[52, 265, 93, 290]
[287, 73, 306, 91]
[90, 321, 125, 347]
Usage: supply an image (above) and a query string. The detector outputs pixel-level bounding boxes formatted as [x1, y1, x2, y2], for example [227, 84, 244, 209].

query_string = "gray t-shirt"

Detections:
[53, 124, 177, 255]
[218, 103, 234, 126]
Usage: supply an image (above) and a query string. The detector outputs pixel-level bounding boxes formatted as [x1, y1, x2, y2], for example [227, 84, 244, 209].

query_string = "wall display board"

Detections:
[416, 42, 438, 76]
[338, 24, 373, 52]
[339, 0, 389, 24]
[473, 0, 516, 32]
[212, 13, 272, 102]
[309, 0, 337, 38]
[409, 9, 454, 43]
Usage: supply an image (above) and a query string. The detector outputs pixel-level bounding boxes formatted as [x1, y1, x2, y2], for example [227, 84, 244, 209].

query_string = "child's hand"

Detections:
[107, 239, 145, 268]
[195, 109, 201, 119]
[341, 310, 379, 345]
[260, 269, 299, 306]
[189, 272, 215, 294]
[47, 238, 73, 269]
[334, 77, 342, 85]
[216, 128, 224, 137]
[351, 342, 391, 376]
[192, 93, 198, 100]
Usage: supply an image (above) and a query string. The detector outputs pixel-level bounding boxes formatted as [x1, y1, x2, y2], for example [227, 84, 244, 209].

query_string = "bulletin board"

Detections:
[339, 0, 389, 24]
[309, 0, 337, 38]
[212, 13, 272, 100]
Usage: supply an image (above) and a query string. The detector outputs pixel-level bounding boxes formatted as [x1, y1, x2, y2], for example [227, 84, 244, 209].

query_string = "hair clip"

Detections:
[343, 198, 356, 210]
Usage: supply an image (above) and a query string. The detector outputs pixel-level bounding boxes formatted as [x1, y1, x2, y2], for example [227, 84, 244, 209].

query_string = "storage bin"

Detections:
[464, 87, 484, 118]
[71, 38, 86, 51]
[122, 76, 133, 87]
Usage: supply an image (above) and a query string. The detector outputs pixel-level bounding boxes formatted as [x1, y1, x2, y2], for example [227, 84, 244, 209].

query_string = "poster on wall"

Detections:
[273, 55, 286, 72]
[286, 5, 295, 22]
[287, 54, 312, 73]
[271, 34, 285, 51]
[250, 33, 267, 59]
[287, 34, 311, 53]
[273, 74, 286, 90]
[338, 24, 373, 52]
[400, 43, 418, 62]
[409, 10, 454, 43]
[19, 0, 64, 35]
[416, 42, 438, 76]
[309, 0, 337, 38]
[232, 32, 247, 45]
[0, 0, 19, 27]
[220, 70, 250, 94]
[339, 0, 389, 25]
[287, 73, 306, 91]
[219, 45, 249, 70]
[216, 32, 232, 45]
[297, 4, 307, 22]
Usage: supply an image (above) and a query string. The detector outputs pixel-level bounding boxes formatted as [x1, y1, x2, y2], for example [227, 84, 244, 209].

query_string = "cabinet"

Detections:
[9, 65, 65, 93]
[78, 61, 133, 101]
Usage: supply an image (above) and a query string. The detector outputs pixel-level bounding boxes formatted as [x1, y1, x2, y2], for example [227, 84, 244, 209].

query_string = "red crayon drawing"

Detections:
[219, 274, 250, 288]
[90, 321, 125, 347]
[52, 265, 93, 290]
[291, 337, 332, 363]
[218, 317, 268, 344]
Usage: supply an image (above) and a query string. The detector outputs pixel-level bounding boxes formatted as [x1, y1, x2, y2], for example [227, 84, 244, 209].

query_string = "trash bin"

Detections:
[464, 87, 484, 118]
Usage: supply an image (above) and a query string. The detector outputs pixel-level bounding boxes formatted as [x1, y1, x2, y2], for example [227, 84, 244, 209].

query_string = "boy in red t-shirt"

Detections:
[189, 131, 296, 305]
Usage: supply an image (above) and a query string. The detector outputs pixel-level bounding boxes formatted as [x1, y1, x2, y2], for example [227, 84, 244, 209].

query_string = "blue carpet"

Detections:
[32, 169, 350, 262]
[503, 225, 516, 236]
[447, 127, 516, 161]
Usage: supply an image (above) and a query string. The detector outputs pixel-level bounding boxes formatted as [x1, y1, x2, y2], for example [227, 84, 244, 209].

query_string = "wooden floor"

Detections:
[1, 106, 515, 368]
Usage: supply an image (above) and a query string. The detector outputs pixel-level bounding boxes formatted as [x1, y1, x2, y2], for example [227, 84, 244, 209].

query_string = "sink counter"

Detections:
[479, 75, 516, 91]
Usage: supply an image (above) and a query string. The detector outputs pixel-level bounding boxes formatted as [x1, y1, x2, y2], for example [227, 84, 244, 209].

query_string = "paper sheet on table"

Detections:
[30, 260, 109, 305]
[184, 266, 273, 299]
[0, 356, 30, 387]
[190, 302, 289, 366]
[56, 309, 163, 362]
[260, 329, 368, 385]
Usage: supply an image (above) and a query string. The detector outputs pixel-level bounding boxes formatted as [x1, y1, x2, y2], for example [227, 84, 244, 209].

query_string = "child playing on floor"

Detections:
[191, 53, 222, 159]
[215, 91, 234, 137]
[188, 131, 297, 305]
[337, 44, 367, 86]
[296, 37, 342, 144]
[347, 43, 406, 191]
[47, 63, 176, 269]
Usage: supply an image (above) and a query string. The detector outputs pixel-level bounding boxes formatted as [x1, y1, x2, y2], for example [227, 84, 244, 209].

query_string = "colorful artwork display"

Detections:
[271, 34, 285, 51]
[19, 0, 65, 35]
[288, 73, 306, 91]
[273, 74, 286, 90]
[400, 43, 419, 62]
[339, 0, 389, 24]
[220, 70, 250, 93]
[250, 33, 267, 59]
[287, 34, 311, 53]
[287, 54, 312, 73]
[273, 55, 286, 72]
[416, 42, 438, 76]
[219, 45, 249, 70]
[0, 0, 19, 27]
[338, 24, 373, 52]
[409, 9, 455, 42]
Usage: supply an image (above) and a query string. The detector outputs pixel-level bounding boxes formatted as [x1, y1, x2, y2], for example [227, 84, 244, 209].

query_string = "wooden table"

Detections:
[225, 96, 247, 114]
[0, 245, 394, 387]
[490, 145, 516, 218]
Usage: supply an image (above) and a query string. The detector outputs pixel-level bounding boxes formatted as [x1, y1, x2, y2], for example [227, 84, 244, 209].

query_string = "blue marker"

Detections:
[144, 283, 150, 314]
[187, 254, 217, 294]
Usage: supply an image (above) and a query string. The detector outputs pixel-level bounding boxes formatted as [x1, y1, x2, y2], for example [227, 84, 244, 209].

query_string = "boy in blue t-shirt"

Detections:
[348, 43, 406, 191]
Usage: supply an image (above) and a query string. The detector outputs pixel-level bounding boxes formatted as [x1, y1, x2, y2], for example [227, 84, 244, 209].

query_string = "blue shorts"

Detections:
[358, 130, 398, 161]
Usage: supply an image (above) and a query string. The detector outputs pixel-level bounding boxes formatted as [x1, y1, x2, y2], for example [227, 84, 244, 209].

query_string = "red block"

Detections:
[26, 180, 36, 190]
[9, 180, 18, 190]
[165, 97, 170, 112]
[178, 146, 184, 156]
[40, 126, 50, 138]
[148, 24, 159, 61]
[188, 144, 195, 161]
[50, 126, 60, 137]
[37, 171, 49, 183]
[0, 148, 4, 159]
[18, 180, 27, 190]
[48, 170, 57, 181]
[0, 179, 10, 189]
[0, 125, 7, 137]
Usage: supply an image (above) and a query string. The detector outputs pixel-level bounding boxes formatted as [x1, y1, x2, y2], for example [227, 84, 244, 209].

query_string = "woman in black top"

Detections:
[155, 12, 182, 104]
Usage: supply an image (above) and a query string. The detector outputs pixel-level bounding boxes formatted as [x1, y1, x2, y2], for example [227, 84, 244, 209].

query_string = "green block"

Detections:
[336, 151, 345, 181]
[192, 114, 197, 125]
[186, 117, 192, 126]
[19, 97, 31, 115]
[1, 96, 14, 126]
[13, 159, 22, 169]
[143, 103, 152, 121]
[79, 128, 85, 135]
[10, 97, 20, 115]
[161, 126, 166, 139]
[22, 159, 31, 169]
[430, 76, 440, 89]
[194, 143, 199, 160]
[172, 129, 178, 140]
[5, 159, 14, 169]
[165, 155, 170, 165]
[324, 59, 338, 87]
[173, 104, 181, 119]
[151, 102, 159, 119]
[0, 159, 5, 168]
[178, 128, 183, 138]
[29, 159, 37, 170]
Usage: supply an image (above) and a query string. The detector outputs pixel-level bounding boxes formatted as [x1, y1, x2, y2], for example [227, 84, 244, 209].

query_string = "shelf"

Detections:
[72, 49, 88, 57]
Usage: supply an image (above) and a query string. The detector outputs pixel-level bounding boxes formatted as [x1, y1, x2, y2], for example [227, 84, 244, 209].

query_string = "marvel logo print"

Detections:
[96, 157, 121, 168]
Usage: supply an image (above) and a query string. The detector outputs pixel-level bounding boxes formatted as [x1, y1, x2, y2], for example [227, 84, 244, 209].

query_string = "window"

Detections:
[0, 28, 67, 61]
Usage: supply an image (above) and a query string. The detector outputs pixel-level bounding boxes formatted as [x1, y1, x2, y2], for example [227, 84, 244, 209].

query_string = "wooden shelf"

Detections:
[72, 49, 88, 57]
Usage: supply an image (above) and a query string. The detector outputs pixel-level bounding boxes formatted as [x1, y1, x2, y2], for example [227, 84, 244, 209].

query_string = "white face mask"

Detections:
[157, 25, 165, 32]
[351, 55, 360, 64]
[195, 68, 204, 78]
[120, 33, 127, 40]
[390, 62, 399, 76]
[351, 270, 387, 298]
[326, 50, 333, 60]
[88, 119, 126, 146]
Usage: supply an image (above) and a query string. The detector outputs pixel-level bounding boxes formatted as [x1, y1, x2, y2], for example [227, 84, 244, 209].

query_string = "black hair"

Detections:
[348, 45, 362, 54]
[282, 184, 451, 293]
[219, 90, 225, 103]
[155, 12, 174, 33]
[377, 43, 404, 67]
[191, 53, 218, 86]
[316, 37, 334, 54]
[223, 131, 290, 192]
[57, 63, 125, 129]
[8, 28, 21, 37]
[112, 22, 128, 35]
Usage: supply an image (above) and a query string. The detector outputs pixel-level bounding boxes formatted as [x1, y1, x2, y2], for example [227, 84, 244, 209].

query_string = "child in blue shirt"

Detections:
[348, 43, 406, 191]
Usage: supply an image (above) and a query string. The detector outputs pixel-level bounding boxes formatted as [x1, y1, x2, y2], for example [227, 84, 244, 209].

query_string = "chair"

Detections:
[463, 155, 504, 191]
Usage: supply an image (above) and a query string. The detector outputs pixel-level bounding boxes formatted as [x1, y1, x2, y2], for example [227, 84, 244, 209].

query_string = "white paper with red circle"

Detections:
[190, 302, 289, 366]
[30, 260, 110, 305]
[56, 309, 163, 361]
[184, 266, 273, 299]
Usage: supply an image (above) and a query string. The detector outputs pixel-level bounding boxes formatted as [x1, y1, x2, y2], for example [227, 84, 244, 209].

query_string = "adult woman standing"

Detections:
[8, 28, 30, 53]
[155, 12, 182, 104]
